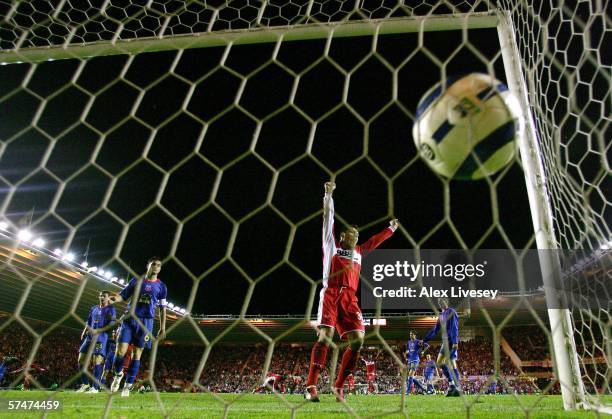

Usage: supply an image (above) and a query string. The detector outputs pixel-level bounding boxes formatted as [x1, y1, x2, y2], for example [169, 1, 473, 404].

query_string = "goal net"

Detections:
[0, 0, 609, 415]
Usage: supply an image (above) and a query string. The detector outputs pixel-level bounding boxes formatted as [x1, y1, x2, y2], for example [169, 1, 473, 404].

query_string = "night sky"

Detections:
[0, 28, 537, 314]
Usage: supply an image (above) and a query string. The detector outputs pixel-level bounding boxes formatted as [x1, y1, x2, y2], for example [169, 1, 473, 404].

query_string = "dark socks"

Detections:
[126, 359, 141, 385]
[92, 364, 103, 389]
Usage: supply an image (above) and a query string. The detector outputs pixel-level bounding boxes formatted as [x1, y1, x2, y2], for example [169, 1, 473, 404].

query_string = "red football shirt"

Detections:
[322, 193, 395, 292]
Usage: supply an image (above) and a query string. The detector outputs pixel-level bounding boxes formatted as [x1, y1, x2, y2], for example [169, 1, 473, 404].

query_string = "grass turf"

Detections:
[0, 391, 609, 418]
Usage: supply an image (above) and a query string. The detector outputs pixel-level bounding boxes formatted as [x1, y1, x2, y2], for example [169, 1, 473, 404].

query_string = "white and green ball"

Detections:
[413, 73, 521, 180]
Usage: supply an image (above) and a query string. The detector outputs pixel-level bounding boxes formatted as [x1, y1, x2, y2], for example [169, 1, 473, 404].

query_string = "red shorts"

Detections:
[367, 373, 376, 382]
[317, 287, 365, 338]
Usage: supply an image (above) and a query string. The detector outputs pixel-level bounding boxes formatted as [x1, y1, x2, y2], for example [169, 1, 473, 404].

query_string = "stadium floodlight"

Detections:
[53, 248, 62, 256]
[80, 261, 89, 268]
[372, 319, 387, 326]
[32, 238, 45, 248]
[17, 230, 33, 242]
[98, 269, 105, 276]
[179, 308, 186, 314]
[167, 303, 174, 309]
[111, 276, 118, 282]
[104, 271, 112, 279]
[88, 266, 98, 273]
[0, 221, 8, 230]
[62, 253, 75, 262]
[118, 279, 125, 285]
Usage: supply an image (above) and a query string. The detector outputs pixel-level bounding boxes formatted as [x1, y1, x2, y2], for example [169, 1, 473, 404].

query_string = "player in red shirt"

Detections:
[253, 372, 290, 393]
[346, 374, 355, 394]
[305, 182, 398, 402]
[364, 359, 376, 381]
[11, 363, 46, 391]
[363, 358, 377, 393]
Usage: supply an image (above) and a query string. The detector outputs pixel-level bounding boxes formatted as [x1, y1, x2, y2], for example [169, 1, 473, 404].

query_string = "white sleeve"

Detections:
[322, 193, 336, 282]
[322, 193, 335, 245]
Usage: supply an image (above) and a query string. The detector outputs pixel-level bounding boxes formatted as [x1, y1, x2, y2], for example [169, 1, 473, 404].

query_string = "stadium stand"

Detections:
[0, 321, 554, 395]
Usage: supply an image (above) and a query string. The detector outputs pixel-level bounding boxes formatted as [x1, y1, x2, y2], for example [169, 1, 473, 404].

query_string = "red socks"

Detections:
[334, 348, 360, 389]
[307, 343, 361, 390]
[306, 342, 329, 387]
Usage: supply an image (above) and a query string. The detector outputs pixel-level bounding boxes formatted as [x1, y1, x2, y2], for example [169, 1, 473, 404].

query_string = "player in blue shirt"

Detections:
[0, 359, 6, 385]
[77, 290, 117, 393]
[405, 331, 428, 394]
[0, 356, 18, 386]
[488, 377, 497, 394]
[423, 297, 461, 397]
[423, 354, 438, 394]
[109, 257, 167, 397]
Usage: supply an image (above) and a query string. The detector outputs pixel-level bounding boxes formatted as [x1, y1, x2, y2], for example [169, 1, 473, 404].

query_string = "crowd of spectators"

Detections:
[503, 327, 551, 361]
[454, 376, 540, 395]
[0, 322, 567, 395]
[0, 323, 79, 387]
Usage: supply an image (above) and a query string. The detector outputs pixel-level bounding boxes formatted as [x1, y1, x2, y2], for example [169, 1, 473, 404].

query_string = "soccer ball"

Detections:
[412, 73, 521, 180]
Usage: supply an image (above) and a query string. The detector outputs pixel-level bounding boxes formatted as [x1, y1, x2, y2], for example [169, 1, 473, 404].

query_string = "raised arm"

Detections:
[360, 219, 399, 254]
[322, 182, 336, 249]
[322, 182, 337, 280]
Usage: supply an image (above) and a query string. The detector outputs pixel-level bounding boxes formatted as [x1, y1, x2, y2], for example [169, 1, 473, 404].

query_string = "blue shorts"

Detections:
[118, 317, 154, 349]
[408, 360, 419, 371]
[439, 346, 458, 360]
[79, 334, 108, 357]
[424, 372, 434, 382]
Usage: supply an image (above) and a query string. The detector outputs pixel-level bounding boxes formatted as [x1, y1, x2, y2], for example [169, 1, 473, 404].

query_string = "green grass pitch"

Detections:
[0, 391, 609, 418]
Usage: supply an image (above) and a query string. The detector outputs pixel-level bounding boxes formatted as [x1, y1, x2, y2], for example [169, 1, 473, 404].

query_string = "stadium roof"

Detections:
[0, 234, 553, 343]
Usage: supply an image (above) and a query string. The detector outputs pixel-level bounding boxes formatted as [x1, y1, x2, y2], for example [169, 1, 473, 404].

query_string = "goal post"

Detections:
[0, 13, 499, 65]
[497, 2, 612, 413]
[497, 12, 585, 408]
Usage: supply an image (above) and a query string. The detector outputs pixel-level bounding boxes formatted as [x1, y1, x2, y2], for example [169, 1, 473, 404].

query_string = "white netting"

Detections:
[0, 0, 609, 415]
[497, 0, 610, 410]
